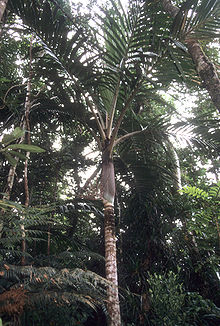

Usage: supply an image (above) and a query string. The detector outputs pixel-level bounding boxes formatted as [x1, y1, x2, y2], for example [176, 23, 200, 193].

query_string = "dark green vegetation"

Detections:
[0, 0, 219, 325]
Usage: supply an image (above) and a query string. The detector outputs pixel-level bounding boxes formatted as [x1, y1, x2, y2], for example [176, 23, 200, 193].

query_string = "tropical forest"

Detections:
[0, 0, 219, 325]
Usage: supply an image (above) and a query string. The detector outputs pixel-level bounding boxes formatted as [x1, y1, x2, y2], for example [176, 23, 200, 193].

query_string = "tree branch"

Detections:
[106, 78, 121, 139]
[109, 80, 142, 153]
[0, 83, 27, 110]
[84, 95, 106, 141]
[114, 128, 148, 147]
[79, 164, 101, 194]
[87, 126, 102, 150]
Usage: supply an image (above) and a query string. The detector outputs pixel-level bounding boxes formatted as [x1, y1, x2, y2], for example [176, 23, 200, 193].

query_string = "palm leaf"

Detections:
[9, 0, 95, 84]
[171, 0, 220, 40]
[172, 115, 220, 153]
[94, 0, 169, 117]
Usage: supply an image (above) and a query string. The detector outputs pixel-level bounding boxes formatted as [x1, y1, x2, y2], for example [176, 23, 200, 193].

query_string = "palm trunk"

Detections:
[161, 0, 220, 113]
[101, 157, 121, 326]
[185, 39, 220, 112]
[104, 201, 121, 326]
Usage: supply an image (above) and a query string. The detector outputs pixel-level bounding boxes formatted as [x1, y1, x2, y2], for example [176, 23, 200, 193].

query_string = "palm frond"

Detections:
[94, 0, 166, 113]
[171, 0, 220, 40]
[172, 115, 220, 154]
[8, 0, 96, 84]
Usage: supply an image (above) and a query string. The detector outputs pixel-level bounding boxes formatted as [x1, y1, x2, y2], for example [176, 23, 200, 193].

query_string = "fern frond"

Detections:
[0, 264, 109, 308]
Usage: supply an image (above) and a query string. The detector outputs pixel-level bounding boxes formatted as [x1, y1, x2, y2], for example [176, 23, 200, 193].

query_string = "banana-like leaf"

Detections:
[1, 127, 25, 145]
[7, 150, 27, 161]
[7, 144, 45, 153]
[2, 153, 18, 166]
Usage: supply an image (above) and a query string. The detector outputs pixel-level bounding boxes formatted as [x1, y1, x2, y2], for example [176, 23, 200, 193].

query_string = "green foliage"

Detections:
[0, 0, 220, 325]
[1, 127, 24, 146]
[180, 182, 220, 247]
[0, 263, 108, 305]
[148, 270, 186, 326]
[6, 143, 45, 153]
[23, 303, 90, 326]
[148, 270, 220, 326]
[0, 127, 45, 166]
[0, 203, 53, 261]
[181, 185, 209, 199]
[0, 264, 108, 326]
[181, 182, 220, 200]
[185, 292, 220, 325]
[171, 0, 220, 40]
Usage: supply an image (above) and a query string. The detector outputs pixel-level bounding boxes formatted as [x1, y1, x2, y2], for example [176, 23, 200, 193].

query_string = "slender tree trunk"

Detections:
[0, 132, 23, 237]
[0, 0, 7, 22]
[0, 37, 33, 246]
[161, 0, 220, 113]
[215, 216, 220, 249]
[21, 36, 33, 265]
[0, 0, 7, 38]
[3, 162, 19, 201]
[47, 168, 59, 256]
[101, 156, 121, 326]
[186, 39, 220, 112]
[167, 139, 182, 191]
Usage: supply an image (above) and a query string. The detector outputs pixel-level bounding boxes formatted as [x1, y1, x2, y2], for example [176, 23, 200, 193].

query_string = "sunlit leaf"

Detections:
[7, 144, 45, 153]
[2, 127, 25, 146]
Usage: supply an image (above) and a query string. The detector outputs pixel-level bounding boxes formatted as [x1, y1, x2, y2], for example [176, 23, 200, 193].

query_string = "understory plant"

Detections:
[148, 270, 220, 326]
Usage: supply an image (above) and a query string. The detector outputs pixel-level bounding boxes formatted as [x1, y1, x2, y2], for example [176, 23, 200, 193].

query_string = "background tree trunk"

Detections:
[0, 0, 7, 22]
[21, 36, 33, 265]
[186, 39, 220, 112]
[0, 133, 23, 238]
[161, 0, 220, 113]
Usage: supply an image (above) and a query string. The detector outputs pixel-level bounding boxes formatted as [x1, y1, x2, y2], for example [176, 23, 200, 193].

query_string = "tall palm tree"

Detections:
[6, 0, 211, 324]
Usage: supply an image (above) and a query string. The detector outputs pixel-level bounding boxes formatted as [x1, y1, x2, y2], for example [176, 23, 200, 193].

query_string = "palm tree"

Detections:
[6, 0, 217, 324]
[161, 0, 220, 113]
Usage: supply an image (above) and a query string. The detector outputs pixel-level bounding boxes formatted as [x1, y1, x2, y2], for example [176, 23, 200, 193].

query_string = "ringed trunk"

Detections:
[101, 158, 121, 326]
